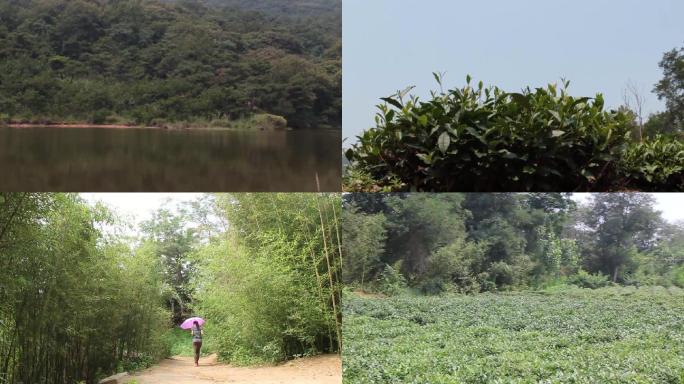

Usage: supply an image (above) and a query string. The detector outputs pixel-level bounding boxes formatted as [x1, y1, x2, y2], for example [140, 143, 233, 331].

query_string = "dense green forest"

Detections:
[0, 193, 341, 384]
[342, 193, 684, 293]
[344, 44, 684, 191]
[0, 0, 341, 129]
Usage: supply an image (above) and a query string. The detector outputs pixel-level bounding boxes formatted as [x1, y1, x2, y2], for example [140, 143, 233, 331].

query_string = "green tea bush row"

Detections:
[343, 288, 684, 383]
[619, 135, 684, 190]
[345, 76, 684, 191]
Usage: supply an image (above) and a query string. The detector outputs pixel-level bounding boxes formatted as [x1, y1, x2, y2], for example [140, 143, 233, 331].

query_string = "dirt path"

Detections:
[123, 354, 341, 384]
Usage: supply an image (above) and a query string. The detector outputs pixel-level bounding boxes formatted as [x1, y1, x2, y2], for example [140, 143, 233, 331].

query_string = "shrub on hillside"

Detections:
[377, 264, 407, 296]
[672, 265, 684, 288]
[567, 269, 612, 289]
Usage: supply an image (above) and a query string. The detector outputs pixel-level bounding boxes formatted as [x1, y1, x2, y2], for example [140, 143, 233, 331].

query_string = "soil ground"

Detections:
[123, 354, 341, 384]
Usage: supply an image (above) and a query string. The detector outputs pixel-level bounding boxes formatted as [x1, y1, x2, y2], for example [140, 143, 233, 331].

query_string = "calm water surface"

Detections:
[0, 127, 340, 191]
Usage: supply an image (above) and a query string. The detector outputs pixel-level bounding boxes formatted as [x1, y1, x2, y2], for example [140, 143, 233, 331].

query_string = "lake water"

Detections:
[0, 127, 341, 191]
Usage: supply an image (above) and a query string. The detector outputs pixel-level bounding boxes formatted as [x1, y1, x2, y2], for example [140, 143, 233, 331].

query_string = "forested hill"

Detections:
[0, 0, 341, 129]
[178, 0, 341, 19]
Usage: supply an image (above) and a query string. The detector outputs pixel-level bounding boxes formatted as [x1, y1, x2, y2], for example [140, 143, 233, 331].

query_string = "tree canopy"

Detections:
[654, 45, 684, 132]
[0, 0, 341, 129]
[342, 193, 684, 294]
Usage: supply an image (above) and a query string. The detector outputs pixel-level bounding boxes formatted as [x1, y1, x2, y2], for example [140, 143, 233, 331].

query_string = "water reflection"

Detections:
[0, 127, 341, 191]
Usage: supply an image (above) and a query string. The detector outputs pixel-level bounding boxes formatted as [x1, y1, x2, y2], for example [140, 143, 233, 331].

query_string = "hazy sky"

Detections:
[573, 193, 684, 223]
[343, 0, 684, 142]
[81, 193, 684, 225]
[81, 193, 203, 228]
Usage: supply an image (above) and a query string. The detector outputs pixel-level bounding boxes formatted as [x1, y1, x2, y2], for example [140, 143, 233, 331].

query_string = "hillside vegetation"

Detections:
[0, 0, 341, 129]
[199, 0, 341, 18]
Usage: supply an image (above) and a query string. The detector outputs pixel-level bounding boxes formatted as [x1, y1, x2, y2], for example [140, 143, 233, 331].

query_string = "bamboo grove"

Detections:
[0, 193, 342, 383]
[0, 193, 169, 384]
[193, 193, 342, 363]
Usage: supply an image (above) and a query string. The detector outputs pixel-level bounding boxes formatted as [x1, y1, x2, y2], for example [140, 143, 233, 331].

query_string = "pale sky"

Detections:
[81, 193, 203, 231]
[572, 193, 684, 223]
[81, 193, 684, 225]
[343, 0, 684, 143]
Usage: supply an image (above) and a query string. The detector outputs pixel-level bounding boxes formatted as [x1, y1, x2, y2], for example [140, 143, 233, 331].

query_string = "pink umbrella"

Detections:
[180, 317, 205, 330]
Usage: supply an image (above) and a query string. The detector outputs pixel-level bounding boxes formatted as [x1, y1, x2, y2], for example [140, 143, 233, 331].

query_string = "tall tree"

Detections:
[384, 194, 466, 279]
[654, 45, 684, 133]
[580, 193, 661, 282]
[340, 204, 387, 285]
[0, 0, 341, 128]
[463, 194, 532, 287]
[140, 206, 196, 323]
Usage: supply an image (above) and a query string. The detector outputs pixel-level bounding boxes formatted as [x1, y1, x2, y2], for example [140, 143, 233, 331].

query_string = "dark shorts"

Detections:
[193, 341, 202, 363]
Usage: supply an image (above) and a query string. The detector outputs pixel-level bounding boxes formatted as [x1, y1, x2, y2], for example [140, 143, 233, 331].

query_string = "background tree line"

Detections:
[0, 193, 342, 383]
[342, 193, 684, 295]
[0, 0, 341, 129]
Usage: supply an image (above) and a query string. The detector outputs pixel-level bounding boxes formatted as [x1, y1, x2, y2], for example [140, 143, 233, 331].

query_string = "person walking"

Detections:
[191, 320, 203, 367]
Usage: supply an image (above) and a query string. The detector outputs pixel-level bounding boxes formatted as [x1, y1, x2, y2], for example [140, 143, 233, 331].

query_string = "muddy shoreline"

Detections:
[6, 123, 158, 129]
[2, 123, 310, 131]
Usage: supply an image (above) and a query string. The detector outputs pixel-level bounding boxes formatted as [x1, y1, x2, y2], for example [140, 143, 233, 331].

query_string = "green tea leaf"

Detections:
[509, 93, 530, 109]
[438, 132, 450, 154]
[416, 153, 433, 165]
[381, 97, 403, 110]
[417, 115, 429, 127]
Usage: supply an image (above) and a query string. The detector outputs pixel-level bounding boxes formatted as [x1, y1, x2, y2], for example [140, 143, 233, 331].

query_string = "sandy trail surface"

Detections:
[123, 354, 341, 384]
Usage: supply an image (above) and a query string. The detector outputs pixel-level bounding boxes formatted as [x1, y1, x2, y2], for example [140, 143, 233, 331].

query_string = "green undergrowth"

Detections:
[164, 328, 213, 358]
[343, 287, 684, 383]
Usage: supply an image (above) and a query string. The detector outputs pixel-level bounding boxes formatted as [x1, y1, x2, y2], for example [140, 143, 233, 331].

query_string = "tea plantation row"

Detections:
[342, 287, 684, 383]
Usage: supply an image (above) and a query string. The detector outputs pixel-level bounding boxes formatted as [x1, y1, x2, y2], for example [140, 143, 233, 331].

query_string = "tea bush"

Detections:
[567, 269, 612, 289]
[377, 264, 408, 296]
[619, 135, 684, 190]
[343, 288, 684, 383]
[345, 76, 684, 191]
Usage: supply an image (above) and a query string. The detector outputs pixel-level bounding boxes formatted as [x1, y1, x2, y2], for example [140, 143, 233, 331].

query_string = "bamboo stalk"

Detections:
[329, 195, 344, 290]
[315, 194, 342, 352]
[298, 209, 332, 350]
